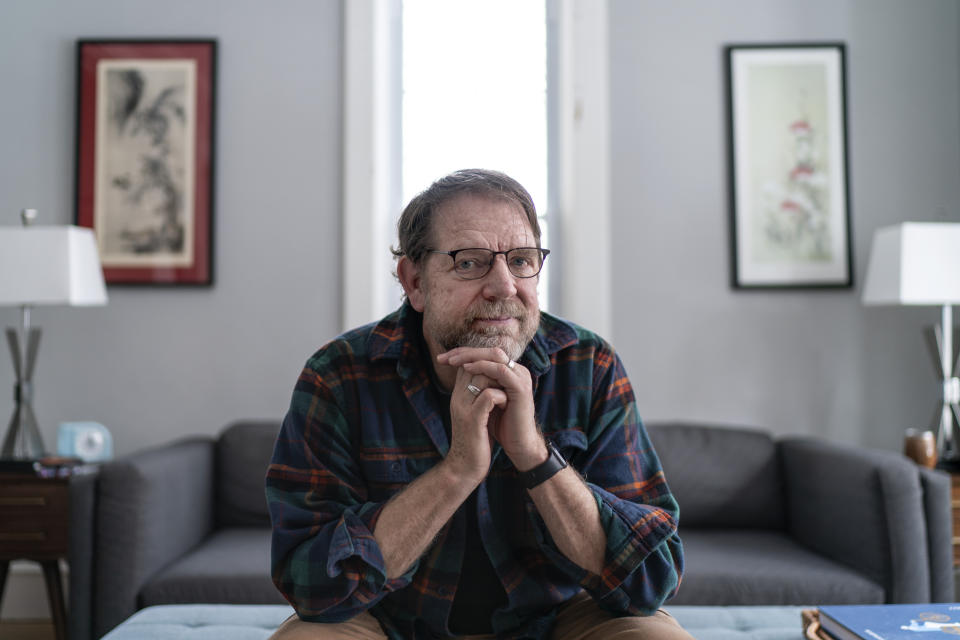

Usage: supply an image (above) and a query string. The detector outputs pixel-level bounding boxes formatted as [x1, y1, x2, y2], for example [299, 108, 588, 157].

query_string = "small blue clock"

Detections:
[57, 422, 113, 462]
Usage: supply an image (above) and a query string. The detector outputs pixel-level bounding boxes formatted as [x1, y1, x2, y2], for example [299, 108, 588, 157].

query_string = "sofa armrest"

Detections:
[780, 437, 931, 603]
[919, 466, 954, 602]
[68, 471, 98, 640]
[94, 437, 216, 638]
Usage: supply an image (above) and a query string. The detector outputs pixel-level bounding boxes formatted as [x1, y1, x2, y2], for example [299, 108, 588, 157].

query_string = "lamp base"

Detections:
[1, 325, 46, 459]
[935, 400, 960, 463]
[925, 311, 960, 464]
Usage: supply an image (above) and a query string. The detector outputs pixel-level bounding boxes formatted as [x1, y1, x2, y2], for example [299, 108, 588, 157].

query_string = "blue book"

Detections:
[820, 604, 960, 640]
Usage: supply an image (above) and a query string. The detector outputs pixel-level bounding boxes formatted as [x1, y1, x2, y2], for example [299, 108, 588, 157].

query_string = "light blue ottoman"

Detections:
[100, 604, 810, 639]
[99, 605, 294, 640]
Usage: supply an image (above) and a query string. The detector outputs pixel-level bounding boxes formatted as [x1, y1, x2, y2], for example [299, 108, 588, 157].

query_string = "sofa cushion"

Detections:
[140, 528, 286, 606]
[647, 422, 785, 529]
[670, 529, 884, 605]
[217, 422, 279, 527]
[100, 603, 812, 640]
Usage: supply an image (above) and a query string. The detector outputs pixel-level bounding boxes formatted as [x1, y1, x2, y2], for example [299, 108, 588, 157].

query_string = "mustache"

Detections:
[464, 301, 526, 323]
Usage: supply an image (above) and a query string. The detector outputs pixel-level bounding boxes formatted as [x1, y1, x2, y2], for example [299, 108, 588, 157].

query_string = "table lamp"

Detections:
[0, 209, 107, 459]
[862, 222, 960, 465]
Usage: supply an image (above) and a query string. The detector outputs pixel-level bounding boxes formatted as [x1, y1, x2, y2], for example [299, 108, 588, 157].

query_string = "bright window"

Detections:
[401, 0, 551, 307]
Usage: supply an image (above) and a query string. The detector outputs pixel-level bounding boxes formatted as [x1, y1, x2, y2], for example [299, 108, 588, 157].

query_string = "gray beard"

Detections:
[439, 328, 527, 362]
[429, 302, 539, 362]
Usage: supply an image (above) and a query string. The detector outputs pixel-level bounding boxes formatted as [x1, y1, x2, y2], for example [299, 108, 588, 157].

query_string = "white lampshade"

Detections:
[862, 222, 960, 306]
[0, 226, 108, 306]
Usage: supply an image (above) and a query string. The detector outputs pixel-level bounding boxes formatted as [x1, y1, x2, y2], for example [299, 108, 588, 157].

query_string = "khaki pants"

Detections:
[270, 592, 695, 639]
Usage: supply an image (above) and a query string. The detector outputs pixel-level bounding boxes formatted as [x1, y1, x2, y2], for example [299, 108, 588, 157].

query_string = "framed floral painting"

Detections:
[725, 43, 852, 289]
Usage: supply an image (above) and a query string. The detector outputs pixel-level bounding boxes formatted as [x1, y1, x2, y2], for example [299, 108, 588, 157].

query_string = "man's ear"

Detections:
[397, 256, 427, 312]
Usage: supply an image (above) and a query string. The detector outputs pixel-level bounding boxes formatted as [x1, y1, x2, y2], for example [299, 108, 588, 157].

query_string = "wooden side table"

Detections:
[0, 473, 74, 640]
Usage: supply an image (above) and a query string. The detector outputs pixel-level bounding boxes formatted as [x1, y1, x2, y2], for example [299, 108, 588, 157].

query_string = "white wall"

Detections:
[0, 0, 956, 478]
[609, 0, 960, 450]
[0, 0, 343, 457]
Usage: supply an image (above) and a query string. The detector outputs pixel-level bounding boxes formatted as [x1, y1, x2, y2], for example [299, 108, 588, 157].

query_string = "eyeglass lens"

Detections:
[452, 248, 545, 279]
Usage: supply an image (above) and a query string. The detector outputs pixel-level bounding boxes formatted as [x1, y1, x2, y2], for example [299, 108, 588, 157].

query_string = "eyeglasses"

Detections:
[427, 247, 550, 280]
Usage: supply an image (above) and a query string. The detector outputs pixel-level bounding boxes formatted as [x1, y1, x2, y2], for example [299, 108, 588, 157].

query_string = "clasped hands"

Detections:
[436, 347, 548, 484]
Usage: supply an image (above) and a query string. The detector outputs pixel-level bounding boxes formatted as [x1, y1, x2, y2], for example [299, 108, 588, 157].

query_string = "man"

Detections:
[266, 169, 690, 639]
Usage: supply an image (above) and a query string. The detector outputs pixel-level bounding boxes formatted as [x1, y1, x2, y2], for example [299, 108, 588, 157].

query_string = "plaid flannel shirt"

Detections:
[266, 303, 683, 639]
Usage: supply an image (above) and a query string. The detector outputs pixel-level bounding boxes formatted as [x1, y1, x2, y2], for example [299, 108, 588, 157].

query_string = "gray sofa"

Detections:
[650, 422, 952, 605]
[79, 420, 952, 639]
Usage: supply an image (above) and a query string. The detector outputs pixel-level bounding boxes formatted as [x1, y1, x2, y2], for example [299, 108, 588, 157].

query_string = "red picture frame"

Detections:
[75, 39, 216, 285]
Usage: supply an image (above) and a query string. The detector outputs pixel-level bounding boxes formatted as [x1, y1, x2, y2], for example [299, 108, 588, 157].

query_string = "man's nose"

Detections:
[481, 254, 518, 299]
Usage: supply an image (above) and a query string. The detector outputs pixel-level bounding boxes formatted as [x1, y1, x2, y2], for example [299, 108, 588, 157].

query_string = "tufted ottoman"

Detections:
[100, 604, 810, 639]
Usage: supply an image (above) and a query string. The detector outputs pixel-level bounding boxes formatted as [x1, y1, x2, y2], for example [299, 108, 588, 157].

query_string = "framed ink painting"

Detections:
[75, 39, 216, 285]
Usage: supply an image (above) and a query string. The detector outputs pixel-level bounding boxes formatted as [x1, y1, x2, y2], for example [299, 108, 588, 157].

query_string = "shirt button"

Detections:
[390, 462, 402, 474]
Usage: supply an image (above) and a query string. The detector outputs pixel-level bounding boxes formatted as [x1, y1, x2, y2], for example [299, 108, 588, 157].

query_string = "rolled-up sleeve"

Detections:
[265, 364, 418, 622]
[528, 346, 683, 615]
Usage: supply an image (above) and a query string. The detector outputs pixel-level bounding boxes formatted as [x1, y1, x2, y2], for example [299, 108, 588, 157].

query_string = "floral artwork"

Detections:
[726, 44, 852, 288]
[756, 98, 831, 263]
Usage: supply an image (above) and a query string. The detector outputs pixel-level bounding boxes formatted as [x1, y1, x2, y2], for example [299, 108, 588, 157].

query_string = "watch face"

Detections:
[521, 440, 568, 489]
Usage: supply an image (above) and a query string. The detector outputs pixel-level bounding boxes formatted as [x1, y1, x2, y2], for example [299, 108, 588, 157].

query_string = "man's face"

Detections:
[404, 193, 541, 362]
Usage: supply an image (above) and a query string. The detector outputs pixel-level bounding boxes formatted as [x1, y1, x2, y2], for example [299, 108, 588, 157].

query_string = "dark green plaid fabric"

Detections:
[267, 303, 683, 639]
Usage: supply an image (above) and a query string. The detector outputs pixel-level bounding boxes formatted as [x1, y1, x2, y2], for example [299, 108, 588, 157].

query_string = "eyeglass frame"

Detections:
[426, 247, 551, 280]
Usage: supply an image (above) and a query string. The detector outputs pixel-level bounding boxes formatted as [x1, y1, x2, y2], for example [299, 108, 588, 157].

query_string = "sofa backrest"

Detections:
[216, 420, 281, 527]
[215, 419, 788, 530]
[646, 421, 786, 529]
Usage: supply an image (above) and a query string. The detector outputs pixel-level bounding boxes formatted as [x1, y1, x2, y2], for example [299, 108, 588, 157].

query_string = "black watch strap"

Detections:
[520, 440, 568, 490]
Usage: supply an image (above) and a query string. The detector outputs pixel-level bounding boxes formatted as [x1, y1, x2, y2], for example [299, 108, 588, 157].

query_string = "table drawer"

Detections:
[0, 479, 69, 555]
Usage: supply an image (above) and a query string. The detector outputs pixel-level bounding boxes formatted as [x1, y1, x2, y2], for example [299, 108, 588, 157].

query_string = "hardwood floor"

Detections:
[0, 620, 55, 640]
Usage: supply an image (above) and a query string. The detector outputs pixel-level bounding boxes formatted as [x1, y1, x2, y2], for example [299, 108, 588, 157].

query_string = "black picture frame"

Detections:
[75, 39, 217, 286]
[725, 43, 852, 289]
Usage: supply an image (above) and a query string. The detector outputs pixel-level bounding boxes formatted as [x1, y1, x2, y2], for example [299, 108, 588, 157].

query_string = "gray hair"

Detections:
[391, 169, 541, 266]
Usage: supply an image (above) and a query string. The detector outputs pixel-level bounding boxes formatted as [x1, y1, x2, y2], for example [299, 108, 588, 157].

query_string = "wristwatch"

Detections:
[520, 440, 568, 489]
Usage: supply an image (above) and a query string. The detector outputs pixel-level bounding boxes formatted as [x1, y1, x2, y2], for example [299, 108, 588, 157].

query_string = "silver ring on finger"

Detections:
[466, 383, 482, 397]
